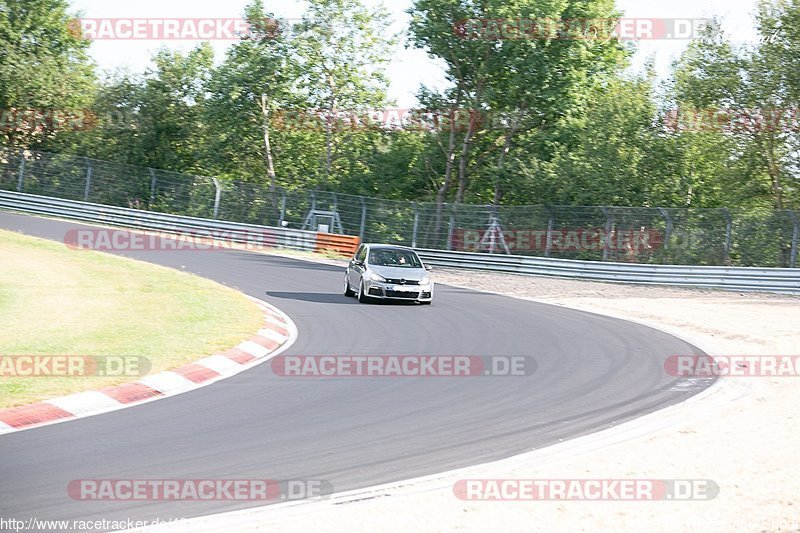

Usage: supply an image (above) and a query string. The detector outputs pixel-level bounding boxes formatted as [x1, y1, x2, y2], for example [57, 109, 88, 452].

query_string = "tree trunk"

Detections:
[432, 95, 462, 247]
[455, 112, 476, 204]
[260, 94, 277, 193]
[492, 111, 522, 206]
[455, 83, 485, 204]
[323, 73, 337, 188]
[764, 131, 783, 209]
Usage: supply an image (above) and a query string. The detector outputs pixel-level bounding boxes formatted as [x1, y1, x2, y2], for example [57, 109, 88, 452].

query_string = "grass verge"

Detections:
[0, 228, 263, 408]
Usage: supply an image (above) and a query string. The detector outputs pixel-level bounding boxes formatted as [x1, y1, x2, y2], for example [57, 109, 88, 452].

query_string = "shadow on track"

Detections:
[265, 291, 423, 305]
[265, 291, 356, 304]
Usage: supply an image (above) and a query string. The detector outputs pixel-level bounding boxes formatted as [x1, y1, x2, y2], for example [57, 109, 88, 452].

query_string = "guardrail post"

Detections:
[411, 204, 419, 248]
[83, 158, 92, 202]
[601, 206, 612, 262]
[149, 168, 157, 207]
[788, 210, 799, 268]
[658, 207, 673, 250]
[16, 149, 25, 192]
[211, 177, 221, 219]
[722, 208, 733, 264]
[359, 196, 367, 242]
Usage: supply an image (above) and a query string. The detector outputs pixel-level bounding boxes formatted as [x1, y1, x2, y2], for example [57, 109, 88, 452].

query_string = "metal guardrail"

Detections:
[1, 190, 799, 295]
[416, 249, 800, 294]
[0, 190, 318, 252]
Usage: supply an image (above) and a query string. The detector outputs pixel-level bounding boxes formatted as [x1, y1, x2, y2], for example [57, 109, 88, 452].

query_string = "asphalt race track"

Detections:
[0, 211, 712, 527]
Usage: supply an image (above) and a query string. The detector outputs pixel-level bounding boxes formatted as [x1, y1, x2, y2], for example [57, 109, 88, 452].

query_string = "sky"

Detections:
[69, 0, 763, 107]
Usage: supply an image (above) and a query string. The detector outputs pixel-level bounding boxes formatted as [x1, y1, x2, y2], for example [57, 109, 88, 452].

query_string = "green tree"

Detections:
[0, 0, 95, 148]
[52, 45, 214, 173]
[203, 1, 297, 189]
[137, 45, 214, 172]
[536, 73, 670, 206]
[668, 7, 799, 209]
[292, 0, 395, 186]
[407, 0, 626, 242]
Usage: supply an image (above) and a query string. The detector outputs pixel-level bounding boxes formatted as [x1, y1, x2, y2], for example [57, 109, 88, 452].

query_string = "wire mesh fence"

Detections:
[1, 146, 798, 267]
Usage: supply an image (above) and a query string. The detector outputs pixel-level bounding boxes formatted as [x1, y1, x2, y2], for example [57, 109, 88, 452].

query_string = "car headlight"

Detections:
[367, 272, 386, 282]
[420, 275, 431, 286]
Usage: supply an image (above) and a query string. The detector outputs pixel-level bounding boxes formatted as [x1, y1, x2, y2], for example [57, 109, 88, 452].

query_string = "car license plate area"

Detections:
[386, 285, 416, 292]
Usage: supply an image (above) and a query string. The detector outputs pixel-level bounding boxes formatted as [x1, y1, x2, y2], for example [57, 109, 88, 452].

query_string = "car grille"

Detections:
[385, 290, 420, 299]
[385, 278, 419, 285]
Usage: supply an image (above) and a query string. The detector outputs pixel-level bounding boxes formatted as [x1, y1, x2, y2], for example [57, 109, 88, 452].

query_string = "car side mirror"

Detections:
[424, 264, 433, 271]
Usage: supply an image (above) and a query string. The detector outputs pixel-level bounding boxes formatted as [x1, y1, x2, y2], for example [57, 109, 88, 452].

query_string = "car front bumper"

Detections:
[364, 280, 433, 301]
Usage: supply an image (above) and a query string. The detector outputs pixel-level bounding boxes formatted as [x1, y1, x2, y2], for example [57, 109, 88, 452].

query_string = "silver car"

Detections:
[344, 244, 434, 304]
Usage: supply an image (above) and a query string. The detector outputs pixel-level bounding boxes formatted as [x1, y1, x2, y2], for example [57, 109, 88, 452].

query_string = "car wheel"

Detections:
[358, 280, 371, 303]
[420, 300, 432, 305]
[343, 273, 355, 297]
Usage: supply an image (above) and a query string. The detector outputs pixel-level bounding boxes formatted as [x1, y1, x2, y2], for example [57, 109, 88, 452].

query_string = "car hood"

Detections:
[370, 265, 427, 281]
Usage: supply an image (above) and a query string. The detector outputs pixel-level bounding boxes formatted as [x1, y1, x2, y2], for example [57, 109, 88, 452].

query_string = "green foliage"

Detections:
[2, 0, 799, 216]
[668, 2, 800, 209]
[0, 0, 95, 148]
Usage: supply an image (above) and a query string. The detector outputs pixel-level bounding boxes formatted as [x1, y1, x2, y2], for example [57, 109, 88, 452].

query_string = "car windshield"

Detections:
[368, 249, 422, 268]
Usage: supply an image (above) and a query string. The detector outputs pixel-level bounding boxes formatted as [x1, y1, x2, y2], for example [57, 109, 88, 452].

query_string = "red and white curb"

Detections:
[0, 297, 297, 435]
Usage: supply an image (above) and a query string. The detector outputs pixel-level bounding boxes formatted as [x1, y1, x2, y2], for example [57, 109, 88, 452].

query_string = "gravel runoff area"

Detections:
[138, 259, 800, 533]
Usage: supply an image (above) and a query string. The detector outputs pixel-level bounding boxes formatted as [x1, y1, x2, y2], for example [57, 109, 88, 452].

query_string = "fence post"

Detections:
[149, 168, 157, 207]
[446, 205, 454, 251]
[411, 204, 419, 248]
[657, 207, 673, 249]
[601, 206, 612, 262]
[486, 205, 496, 254]
[359, 196, 366, 242]
[788, 210, 799, 268]
[83, 158, 92, 202]
[16, 149, 25, 192]
[330, 192, 341, 233]
[544, 208, 554, 258]
[211, 177, 221, 219]
[722, 208, 733, 264]
[279, 191, 286, 227]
